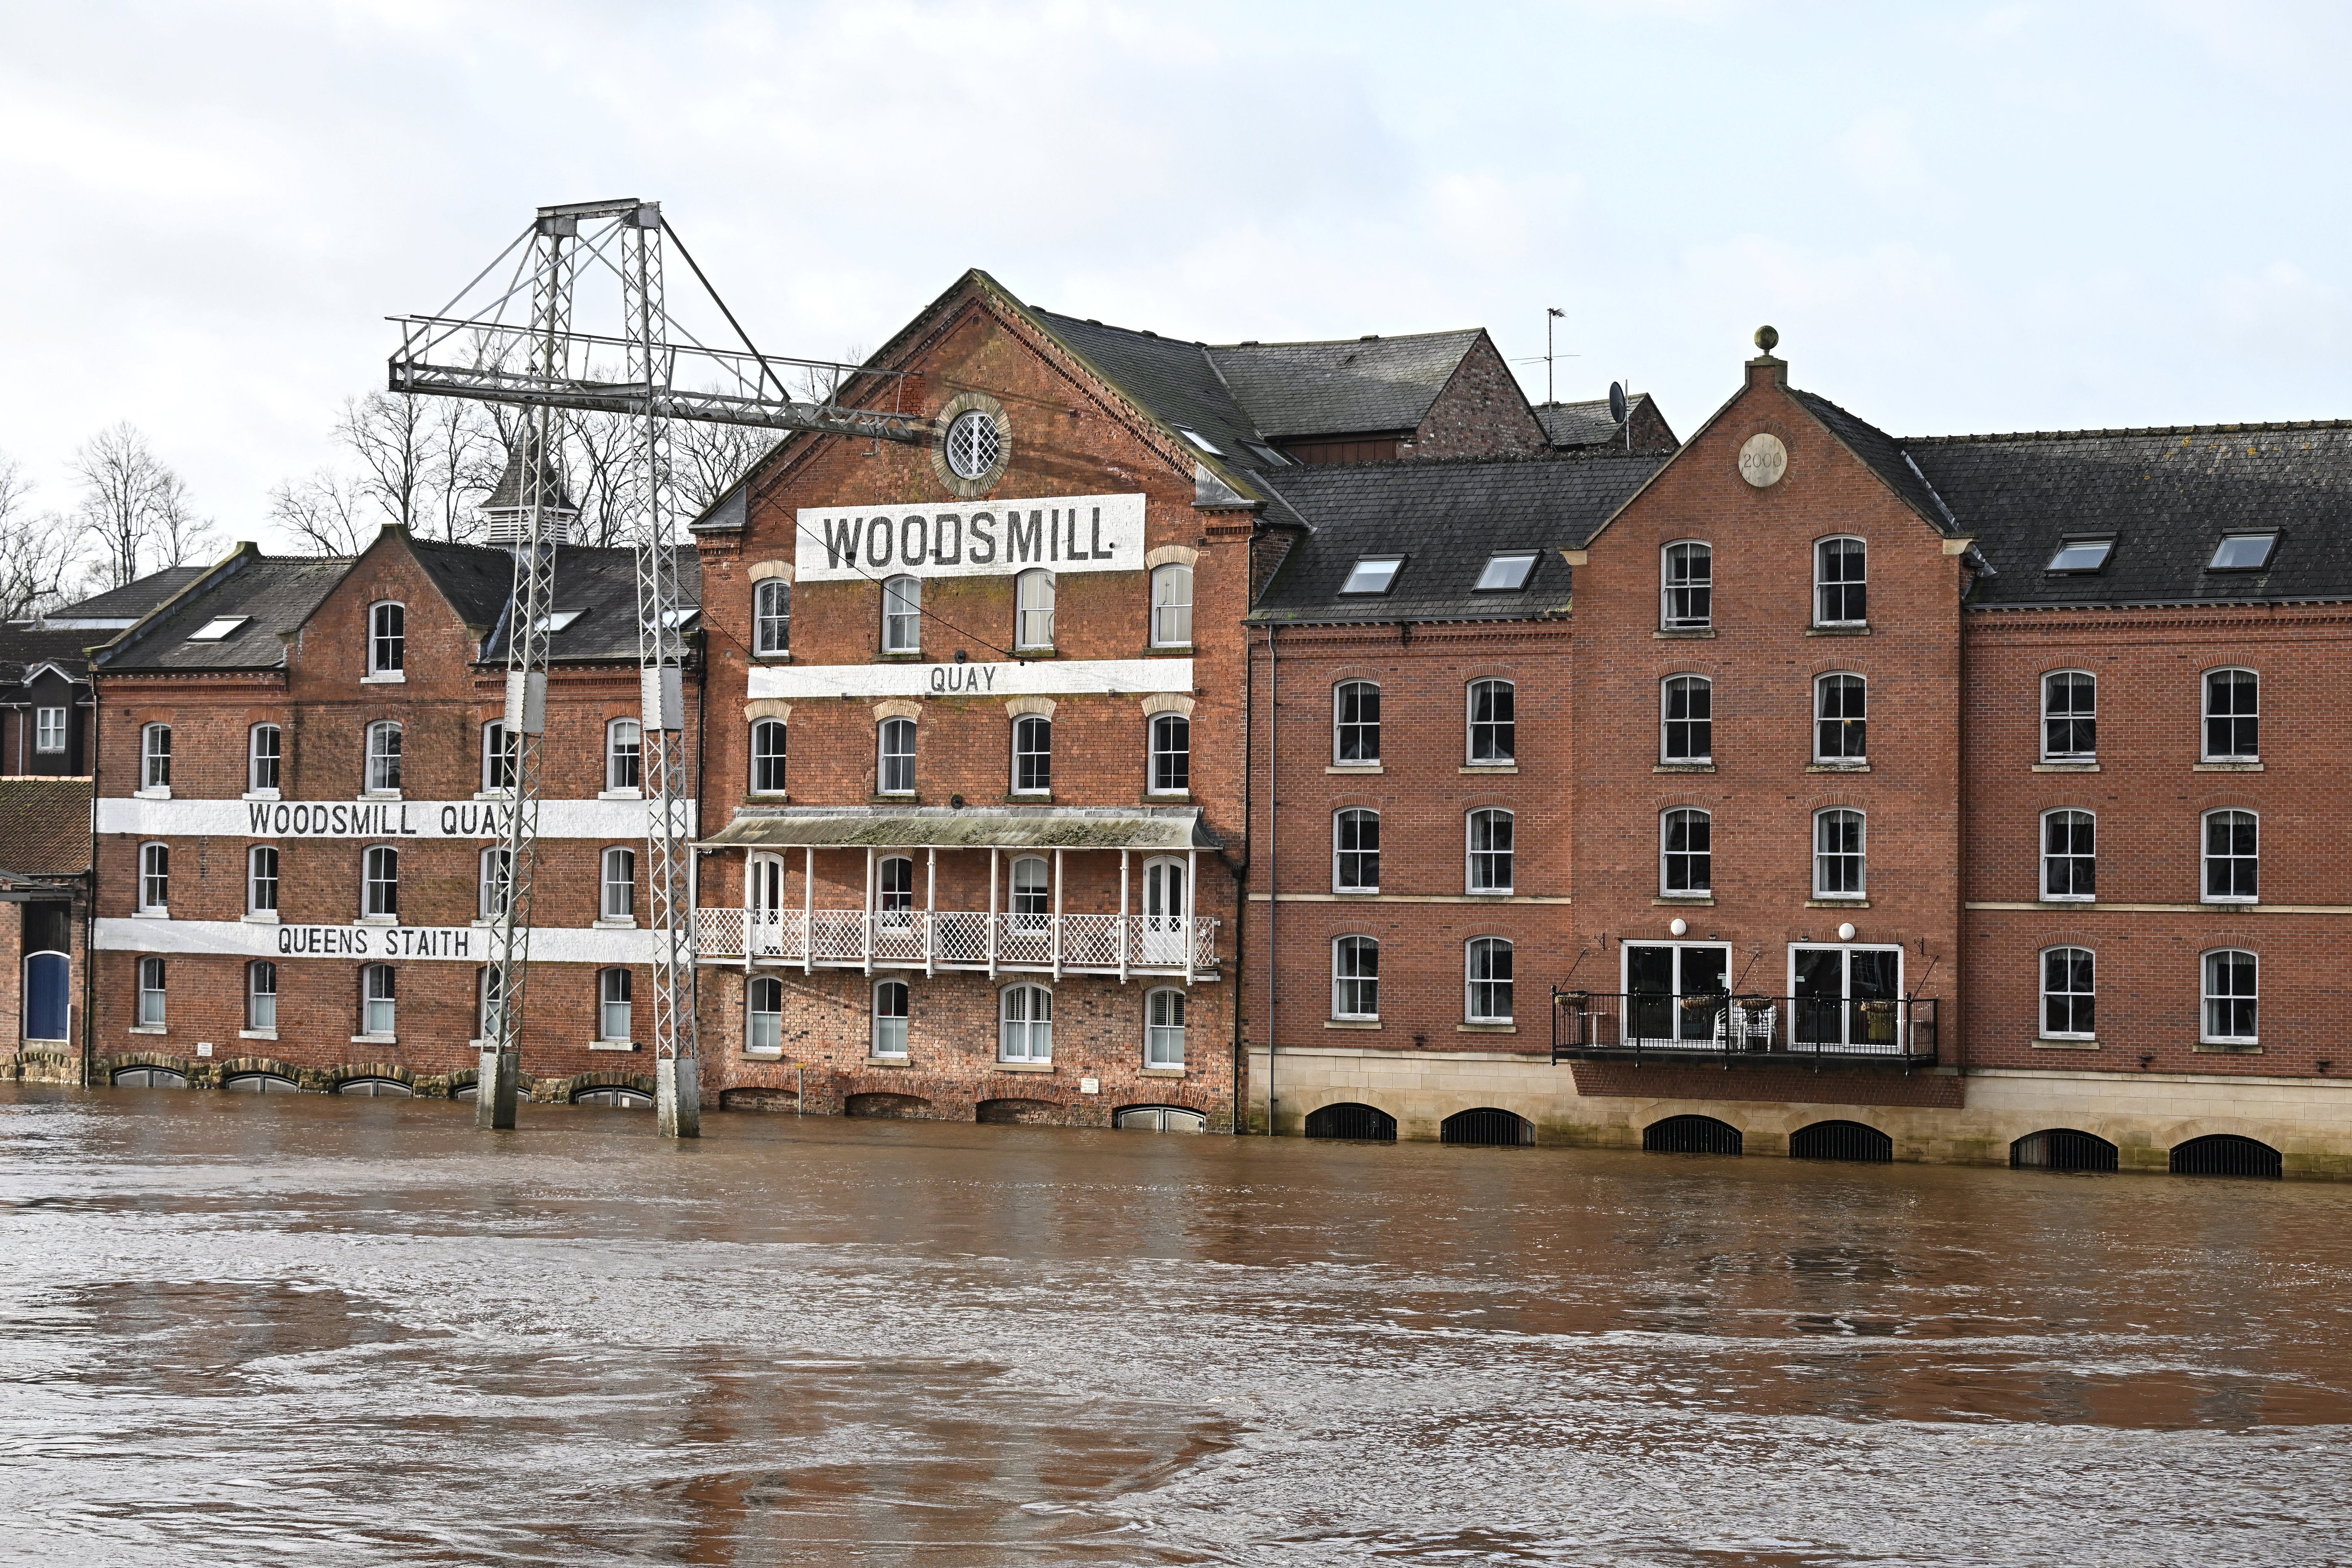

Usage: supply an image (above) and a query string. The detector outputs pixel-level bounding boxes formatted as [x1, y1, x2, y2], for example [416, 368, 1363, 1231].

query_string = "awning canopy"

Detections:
[699, 805, 1217, 853]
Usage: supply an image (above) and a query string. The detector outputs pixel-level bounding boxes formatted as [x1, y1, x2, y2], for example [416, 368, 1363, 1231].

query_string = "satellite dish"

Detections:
[1608, 381, 1628, 424]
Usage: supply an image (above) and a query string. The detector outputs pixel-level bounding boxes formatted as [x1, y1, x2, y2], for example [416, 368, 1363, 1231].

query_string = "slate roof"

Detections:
[480, 545, 703, 662]
[0, 778, 91, 879]
[92, 554, 353, 673]
[1029, 313, 1292, 479]
[0, 627, 101, 682]
[1906, 422, 2352, 608]
[44, 567, 207, 627]
[1206, 331, 1486, 439]
[1537, 393, 1663, 448]
[1249, 452, 1670, 624]
[481, 447, 578, 514]
[1790, 389, 1960, 535]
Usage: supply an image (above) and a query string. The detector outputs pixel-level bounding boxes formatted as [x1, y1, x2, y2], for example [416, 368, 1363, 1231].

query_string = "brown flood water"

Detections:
[2, 1085, 2350, 1566]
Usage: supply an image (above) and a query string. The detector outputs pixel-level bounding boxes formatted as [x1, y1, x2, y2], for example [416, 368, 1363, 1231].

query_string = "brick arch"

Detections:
[1140, 692, 1193, 717]
[747, 559, 794, 583]
[1143, 544, 1199, 570]
[743, 699, 792, 723]
[1005, 695, 1057, 719]
[217, 1054, 308, 1084]
[1458, 667, 1524, 686]
[329, 1061, 415, 1092]
[552, 1068, 657, 1103]
[872, 700, 922, 722]
[2195, 791, 2261, 810]
[1805, 792, 1864, 811]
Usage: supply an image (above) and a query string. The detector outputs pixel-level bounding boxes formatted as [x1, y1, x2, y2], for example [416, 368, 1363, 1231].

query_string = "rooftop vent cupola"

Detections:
[479, 445, 579, 547]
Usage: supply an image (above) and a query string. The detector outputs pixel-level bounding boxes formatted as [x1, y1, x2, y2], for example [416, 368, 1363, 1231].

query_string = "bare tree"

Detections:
[70, 422, 183, 589]
[426, 393, 496, 541]
[268, 469, 370, 556]
[337, 391, 437, 531]
[149, 469, 221, 569]
[670, 419, 779, 518]
[0, 454, 78, 622]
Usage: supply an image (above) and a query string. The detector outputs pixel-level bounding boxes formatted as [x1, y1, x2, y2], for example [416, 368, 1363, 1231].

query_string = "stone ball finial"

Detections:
[1754, 324, 1779, 353]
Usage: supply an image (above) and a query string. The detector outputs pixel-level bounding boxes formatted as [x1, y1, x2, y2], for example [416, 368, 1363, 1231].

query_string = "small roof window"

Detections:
[1340, 556, 1405, 595]
[2208, 533, 2277, 571]
[2046, 537, 2114, 573]
[533, 609, 587, 632]
[1178, 429, 1224, 456]
[661, 606, 697, 628]
[1475, 552, 1540, 592]
[1240, 441, 1291, 468]
[186, 616, 249, 642]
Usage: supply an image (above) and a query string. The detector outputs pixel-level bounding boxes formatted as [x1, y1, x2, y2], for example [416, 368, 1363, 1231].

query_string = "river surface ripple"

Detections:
[2, 1086, 2349, 1566]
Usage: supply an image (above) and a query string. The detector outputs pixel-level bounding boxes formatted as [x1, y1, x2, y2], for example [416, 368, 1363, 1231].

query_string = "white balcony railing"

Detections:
[694, 907, 1219, 974]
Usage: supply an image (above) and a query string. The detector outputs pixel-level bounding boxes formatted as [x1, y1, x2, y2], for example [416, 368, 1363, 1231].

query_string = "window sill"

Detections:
[2034, 1037, 2099, 1050]
[1333, 889, 1381, 898]
[357, 916, 399, 928]
[1145, 792, 1192, 803]
[1326, 763, 1384, 775]
[242, 912, 281, 925]
[134, 909, 169, 920]
[238, 1029, 278, 1041]
[1465, 888, 1516, 897]
[598, 789, 643, 801]
[876, 652, 925, 663]
[359, 792, 402, 803]
[243, 790, 282, 802]
[871, 795, 918, 805]
[1325, 1019, 1381, 1030]
[1459, 765, 1518, 775]
[128, 1025, 168, 1036]
[2039, 897, 2097, 906]
[2201, 897, 2259, 907]
[588, 1040, 638, 1052]
[2195, 1042, 2263, 1054]
[1140, 1066, 1187, 1078]
[1806, 625, 1871, 637]
[1804, 898, 1870, 908]
[475, 790, 516, 802]
[744, 794, 791, 805]
[592, 918, 638, 930]
[753, 652, 794, 663]
[360, 672, 407, 685]
[134, 787, 171, 801]
[1146, 645, 1194, 657]
[1807, 762, 1870, 773]
[351, 1033, 397, 1046]
[741, 1047, 784, 1059]
[2034, 762, 2100, 772]
[1007, 792, 1054, 803]
[1655, 762, 1715, 773]
[1458, 1022, 1518, 1034]
[2195, 761, 2264, 772]
[994, 1060, 1054, 1073]
[1653, 628, 1715, 639]
[1013, 646, 1058, 658]
[1653, 895, 1715, 906]
[865, 1055, 910, 1066]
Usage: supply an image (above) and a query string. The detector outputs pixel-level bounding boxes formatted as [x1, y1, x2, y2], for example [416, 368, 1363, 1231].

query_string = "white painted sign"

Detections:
[95, 918, 664, 964]
[795, 493, 1146, 583]
[747, 658, 1192, 702]
[95, 797, 692, 841]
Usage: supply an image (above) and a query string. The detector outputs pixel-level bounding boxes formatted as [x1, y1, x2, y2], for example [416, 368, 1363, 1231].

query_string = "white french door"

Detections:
[1142, 856, 1186, 965]
[748, 854, 787, 955]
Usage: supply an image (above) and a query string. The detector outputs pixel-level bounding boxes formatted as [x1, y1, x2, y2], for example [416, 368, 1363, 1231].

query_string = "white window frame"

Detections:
[597, 967, 633, 1044]
[1144, 986, 1186, 1067]
[138, 841, 169, 915]
[481, 721, 516, 796]
[1812, 808, 1866, 899]
[360, 962, 396, 1037]
[33, 706, 65, 754]
[2041, 671, 2097, 762]
[139, 722, 171, 794]
[1333, 808, 1380, 894]
[1660, 807, 1711, 895]
[1467, 807, 1514, 894]
[2201, 948, 2258, 1045]
[877, 854, 915, 931]
[753, 578, 790, 656]
[882, 574, 922, 653]
[998, 983, 1053, 1063]
[750, 718, 788, 795]
[1148, 713, 1189, 796]
[247, 844, 280, 916]
[2201, 808, 2259, 904]
[367, 601, 406, 677]
[601, 846, 636, 922]
[746, 975, 783, 1054]
[1661, 675, 1711, 764]
[1009, 855, 1050, 932]
[247, 960, 277, 1032]
[1661, 540, 1712, 631]
[362, 844, 399, 921]
[1150, 564, 1194, 648]
[872, 980, 909, 1058]
[1012, 715, 1052, 795]
[478, 846, 510, 921]
[605, 718, 642, 795]
[1813, 536, 1867, 627]
[877, 717, 916, 796]
[2040, 945, 2095, 1041]
[1333, 680, 1380, 764]
[1466, 937, 1514, 1023]
[2202, 668, 2260, 762]
[1014, 569, 1055, 650]
[247, 723, 281, 795]
[364, 720, 402, 796]
[1467, 678, 1516, 764]
[2040, 808, 2096, 902]
[138, 956, 166, 1026]
[1813, 673, 1867, 763]
[1332, 935, 1380, 1021]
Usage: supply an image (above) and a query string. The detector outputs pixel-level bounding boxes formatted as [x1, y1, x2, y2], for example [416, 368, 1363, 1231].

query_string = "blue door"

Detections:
[24, 951, 69, 1042]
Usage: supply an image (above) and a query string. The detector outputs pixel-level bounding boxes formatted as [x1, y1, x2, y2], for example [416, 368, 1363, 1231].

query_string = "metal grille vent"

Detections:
[2170, 1134, 2281, 1179]
[1305, 1102, 1397, 1142]
[1442, 1107, 1533, 1147]
[1790, 1120, 1893, 1163]
[2011, 1129, 2118, 1172]
[1644, 1114, 1743, 1156]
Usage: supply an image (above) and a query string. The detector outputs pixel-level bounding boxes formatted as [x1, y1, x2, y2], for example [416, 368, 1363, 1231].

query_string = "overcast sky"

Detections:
[3, 0, 2347, 554]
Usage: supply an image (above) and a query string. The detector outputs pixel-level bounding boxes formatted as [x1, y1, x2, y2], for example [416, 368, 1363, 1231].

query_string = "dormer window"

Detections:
[1340, 556, 1404, 595]
[1179, 428, 1223, 456]
[188, 616, 249, 642]
[368, 602, 405, 676]
[532, 609, 586, 633]
[1474, 552, 1538, 592]
[2208, 533, 2276, 571]
[2046, 537, 2114, 573]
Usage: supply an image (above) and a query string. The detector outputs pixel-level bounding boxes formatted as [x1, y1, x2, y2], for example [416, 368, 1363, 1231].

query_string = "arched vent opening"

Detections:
[2170, 1133, 2281, 1179]
[1644, 1115, 1742, 1156]
[1789, 1121, 1893, 1163]
[1304, 1103, 1397, 1142]
[2011, 1129, 2119, 1172]
[1441, 1107, 1533, 1147]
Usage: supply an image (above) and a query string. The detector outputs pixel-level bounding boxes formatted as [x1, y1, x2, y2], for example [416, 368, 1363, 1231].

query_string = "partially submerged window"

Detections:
[1340, 556, 1404, 595]
[187, 616, 248, 642]
[2208, 533, 2276, 571]
[2047, 537, 2114, 572]
[1474, 552, 1539, 592]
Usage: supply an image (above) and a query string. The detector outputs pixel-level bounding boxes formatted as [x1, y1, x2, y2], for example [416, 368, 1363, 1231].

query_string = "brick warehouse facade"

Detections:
[75, 522, 704, 1103]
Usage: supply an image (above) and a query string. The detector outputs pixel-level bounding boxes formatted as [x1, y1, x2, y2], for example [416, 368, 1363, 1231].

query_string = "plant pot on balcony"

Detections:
[1858, 999, 1897, 1043]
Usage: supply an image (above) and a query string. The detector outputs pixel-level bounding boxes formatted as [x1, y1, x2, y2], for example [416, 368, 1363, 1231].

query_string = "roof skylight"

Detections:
[2208, 533, 2277, 571]
[1340, 556, 1405, 595]
[186, 616, 249, 642]
[1179, 428, 1224, 456]
[1475, 552, 1539, 591]
[533, 609, 587, 632]
[2046, 537, 2114, 572]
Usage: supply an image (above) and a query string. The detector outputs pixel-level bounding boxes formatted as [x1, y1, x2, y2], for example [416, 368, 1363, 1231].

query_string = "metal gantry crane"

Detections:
[390, 198, 928, 1137]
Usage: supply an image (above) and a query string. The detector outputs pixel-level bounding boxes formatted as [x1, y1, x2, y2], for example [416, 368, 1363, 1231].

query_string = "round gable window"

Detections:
[946, 409, 1001, 480]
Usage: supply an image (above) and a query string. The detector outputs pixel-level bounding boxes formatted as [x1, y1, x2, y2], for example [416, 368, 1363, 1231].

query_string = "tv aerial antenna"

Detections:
[389, 198, 931, 1138]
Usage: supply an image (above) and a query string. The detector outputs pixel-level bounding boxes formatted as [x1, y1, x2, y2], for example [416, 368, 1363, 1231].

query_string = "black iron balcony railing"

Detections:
[1550, 991, 1939, 1066]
